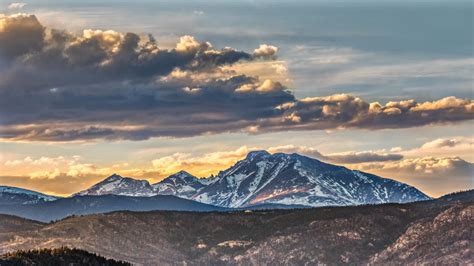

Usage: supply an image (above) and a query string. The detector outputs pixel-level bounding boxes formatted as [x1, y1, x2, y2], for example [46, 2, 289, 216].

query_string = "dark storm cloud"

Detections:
[0, 14, 45, 60]
[0, 15, 256, 89]
[0, 14, 472, 142]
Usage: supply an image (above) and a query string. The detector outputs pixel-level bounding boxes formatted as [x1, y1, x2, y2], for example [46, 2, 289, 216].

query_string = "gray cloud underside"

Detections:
[0, 14, 473, 142]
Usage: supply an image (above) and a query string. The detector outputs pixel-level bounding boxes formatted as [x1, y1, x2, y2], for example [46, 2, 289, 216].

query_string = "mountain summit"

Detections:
[77, 151, 430, 207]
[76, 174, 155, 197]
[152, 171, 205, 198]
[192, 152, 430, 207]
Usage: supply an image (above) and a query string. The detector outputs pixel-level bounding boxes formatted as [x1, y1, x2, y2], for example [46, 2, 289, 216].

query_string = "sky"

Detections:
[0, 0, 472, 197]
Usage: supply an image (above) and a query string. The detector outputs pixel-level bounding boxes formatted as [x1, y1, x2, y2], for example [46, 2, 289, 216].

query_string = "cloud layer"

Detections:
[0, 14, 472, 142]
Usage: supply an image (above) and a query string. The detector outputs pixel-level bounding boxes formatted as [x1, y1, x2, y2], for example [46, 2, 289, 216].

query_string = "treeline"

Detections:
[0, 247, 131, 266]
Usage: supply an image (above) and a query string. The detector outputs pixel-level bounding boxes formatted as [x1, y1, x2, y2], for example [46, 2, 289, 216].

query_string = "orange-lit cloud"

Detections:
[150, 146, 255, 178]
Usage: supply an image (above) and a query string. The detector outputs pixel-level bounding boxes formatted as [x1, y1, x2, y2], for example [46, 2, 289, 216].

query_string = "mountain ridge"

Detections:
[0, 194, 228, 222]
[194, 151, 429, 207]
[0, 186, 59, 205]
[5, 151, 431, 209]
[90, 151, 429, 208]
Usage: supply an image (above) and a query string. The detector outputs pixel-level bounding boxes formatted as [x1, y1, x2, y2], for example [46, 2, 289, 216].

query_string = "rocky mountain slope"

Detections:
[78, 151, 430, 208]
[0, 190, 471, 265]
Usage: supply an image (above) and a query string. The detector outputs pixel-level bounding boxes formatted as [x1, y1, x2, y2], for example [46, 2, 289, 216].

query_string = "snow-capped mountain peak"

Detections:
[191, 151, 430, 207]
[76, 174, 155, 197]
[152, 171, 205, 197]
[245, 150, 271, 161]
[103, 173, 123, 182]
[166, 171, 197, 183]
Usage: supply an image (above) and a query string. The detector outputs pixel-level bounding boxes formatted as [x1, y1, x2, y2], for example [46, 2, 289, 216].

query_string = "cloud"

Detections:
[0, 14, 44, 60]
[357, 156, 472, 175]
[1, 155, 113, 178]
[0, 14, 472, 142]
[354, 156, 473, 196]
[7, 2, 27, 9]
[0, 174, 100, 196]
[0, 154, 130, 194]
[261, 94, 473, 132]
[235, 79, 285, 93]
[401, 136, 474, 162]
[421, 138, 463, 149]
[253, 44, 278, 58]
[150, 146, 253, 178]
[0, 14, 256, 77]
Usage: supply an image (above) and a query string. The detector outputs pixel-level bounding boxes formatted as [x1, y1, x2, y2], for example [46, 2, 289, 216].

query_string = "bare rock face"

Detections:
[0, 190, 472, 265]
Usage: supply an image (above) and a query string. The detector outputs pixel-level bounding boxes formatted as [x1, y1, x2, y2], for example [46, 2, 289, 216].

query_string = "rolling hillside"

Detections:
[0, 190, 471, 265]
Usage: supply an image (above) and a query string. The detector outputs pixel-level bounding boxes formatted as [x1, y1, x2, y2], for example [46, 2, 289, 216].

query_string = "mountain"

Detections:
[191, 151, 430, 207]
[75, 174, 155, 197]
[76, 171, 206, 199]
[0, 194, 227, 222]
[78, 151, 430, 208]
[0, 190, 471, 265]
[0, 186, 58, 205]
[152, 171, 206, 198]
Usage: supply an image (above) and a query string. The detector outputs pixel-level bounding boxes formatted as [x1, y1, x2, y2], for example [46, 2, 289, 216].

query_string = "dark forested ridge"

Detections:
[0, 194, 228, 222]
[0, 190, 472, 265]
[0, 247, 131, 265]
